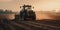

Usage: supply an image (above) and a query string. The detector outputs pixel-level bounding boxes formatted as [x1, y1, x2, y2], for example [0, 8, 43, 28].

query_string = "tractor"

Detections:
[20, 5, 36, 21]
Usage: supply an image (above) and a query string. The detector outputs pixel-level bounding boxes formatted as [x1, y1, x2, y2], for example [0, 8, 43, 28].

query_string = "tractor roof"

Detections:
[23, 5, 32, 7]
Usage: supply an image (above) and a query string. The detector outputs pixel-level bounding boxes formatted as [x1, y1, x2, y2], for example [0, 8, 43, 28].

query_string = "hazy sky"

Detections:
[0, 0, 60, 12]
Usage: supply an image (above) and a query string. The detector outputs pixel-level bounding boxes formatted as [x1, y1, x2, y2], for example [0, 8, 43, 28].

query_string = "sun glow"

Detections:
[33, 0, 60, 11]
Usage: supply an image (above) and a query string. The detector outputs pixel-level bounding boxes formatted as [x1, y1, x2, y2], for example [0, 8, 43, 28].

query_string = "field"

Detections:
[0, 19, 60, 30]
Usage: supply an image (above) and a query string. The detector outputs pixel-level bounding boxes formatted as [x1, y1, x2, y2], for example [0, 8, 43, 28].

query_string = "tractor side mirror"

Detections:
[20, 6, 21, 8]
[33, 7, 34, 9]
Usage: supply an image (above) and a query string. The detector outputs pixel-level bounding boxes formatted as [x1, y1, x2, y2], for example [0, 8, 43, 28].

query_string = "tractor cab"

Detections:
[20, 5, 36, 21]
